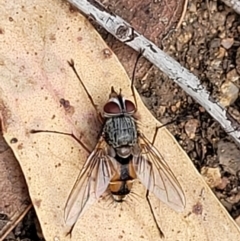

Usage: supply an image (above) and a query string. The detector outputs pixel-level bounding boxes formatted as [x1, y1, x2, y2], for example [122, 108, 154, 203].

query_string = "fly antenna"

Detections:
[131, 49, 145, 111]
[68, 59, 99, 116]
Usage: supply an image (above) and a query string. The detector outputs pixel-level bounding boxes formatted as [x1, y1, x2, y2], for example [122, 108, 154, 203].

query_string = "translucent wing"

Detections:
[64, 137, 115, 226]
[133, 132, 186, 211]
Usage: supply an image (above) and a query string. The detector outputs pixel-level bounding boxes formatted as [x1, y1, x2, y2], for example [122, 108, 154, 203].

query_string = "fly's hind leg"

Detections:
[146, 190, 164, 238]
[68, 59, 104, 124]
[144, 125, 172, 238]
[145, 164, 164, 238]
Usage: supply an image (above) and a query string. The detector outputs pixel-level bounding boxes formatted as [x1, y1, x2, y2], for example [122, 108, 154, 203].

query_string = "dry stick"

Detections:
[0, 204, 33, 241]
[221, 0, 240, 14]
[176, 0, 189, 29]
[67, 0, 240, 147]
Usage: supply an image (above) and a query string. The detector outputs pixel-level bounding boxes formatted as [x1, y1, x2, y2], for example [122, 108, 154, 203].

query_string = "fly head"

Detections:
[103, 87, 136, 118]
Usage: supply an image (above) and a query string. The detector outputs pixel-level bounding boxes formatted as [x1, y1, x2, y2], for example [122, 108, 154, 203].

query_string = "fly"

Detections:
[31, 52, 186, 237]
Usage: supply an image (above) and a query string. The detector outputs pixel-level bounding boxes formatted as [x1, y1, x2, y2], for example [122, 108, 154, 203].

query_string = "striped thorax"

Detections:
[103, 87, 137, 158]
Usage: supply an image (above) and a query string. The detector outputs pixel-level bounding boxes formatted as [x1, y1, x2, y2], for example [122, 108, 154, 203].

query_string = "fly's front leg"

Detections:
[68, 59, 103, 121]
[31, 59, 103, 153]
[131, 49, 145, 112]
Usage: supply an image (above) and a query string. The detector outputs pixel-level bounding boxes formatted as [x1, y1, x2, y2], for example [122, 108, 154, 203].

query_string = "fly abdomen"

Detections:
[109, 156, 137, 202]
[110, 180, 133, 202]
[103, 116, 137, 148]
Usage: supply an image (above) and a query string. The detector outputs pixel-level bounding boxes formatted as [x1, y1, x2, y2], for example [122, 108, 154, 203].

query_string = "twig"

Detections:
[0, 204, 32, 241]
[221, 0, 240, 14]
[176, 0, 189, 29]
[66, 0, 240, 147]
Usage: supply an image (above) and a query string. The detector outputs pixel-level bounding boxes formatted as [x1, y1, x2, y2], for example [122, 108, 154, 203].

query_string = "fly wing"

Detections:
[64, 138, 115, 226]
[133, 132, 186, 212]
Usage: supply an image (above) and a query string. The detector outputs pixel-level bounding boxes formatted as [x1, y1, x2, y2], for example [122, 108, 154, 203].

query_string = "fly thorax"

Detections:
[103, 116, 137, 149]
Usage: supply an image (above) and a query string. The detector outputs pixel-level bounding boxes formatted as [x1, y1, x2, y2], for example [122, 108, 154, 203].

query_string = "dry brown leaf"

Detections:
[0, 0, 240, 241]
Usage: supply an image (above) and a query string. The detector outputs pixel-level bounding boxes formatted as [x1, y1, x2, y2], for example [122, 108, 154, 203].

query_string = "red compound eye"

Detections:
[104, 101, 121, 114]
[125, 100, 136, 113]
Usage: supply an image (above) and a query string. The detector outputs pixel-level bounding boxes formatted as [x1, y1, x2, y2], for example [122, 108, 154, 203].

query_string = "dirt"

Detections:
[2, 0, 240, 240]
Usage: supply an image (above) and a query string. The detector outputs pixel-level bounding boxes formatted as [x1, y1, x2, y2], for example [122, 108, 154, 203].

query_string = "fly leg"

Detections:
[30, 129, 91, 153]
[31, 60, 104, 150]
[131, 49, 145, 112]
[145, 149, 164, 238]
[68, 59, 104, 123]
[31, 129, 91, 237]
[146, 190, 164, 238]
[144, 122, 174, 238]
[151, 118, 179, 146]
[152, 125, 165, 146]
